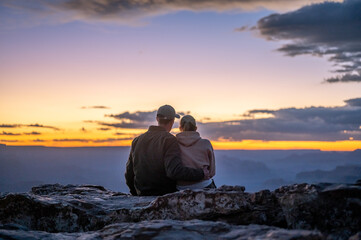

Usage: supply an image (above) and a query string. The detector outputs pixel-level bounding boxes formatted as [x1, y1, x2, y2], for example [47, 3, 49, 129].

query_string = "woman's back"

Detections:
[176, 131, 215, 187]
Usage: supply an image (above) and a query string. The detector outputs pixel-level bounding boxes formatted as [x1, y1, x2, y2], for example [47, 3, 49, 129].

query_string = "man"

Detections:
[125, 105, 208, 196]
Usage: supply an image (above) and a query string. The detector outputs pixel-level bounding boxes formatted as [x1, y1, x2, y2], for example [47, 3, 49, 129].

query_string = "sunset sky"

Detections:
[1, 0, 360, 150]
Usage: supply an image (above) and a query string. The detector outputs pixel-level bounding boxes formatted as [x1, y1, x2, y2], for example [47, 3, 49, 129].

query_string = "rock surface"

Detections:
[0, 182, 360, 239]
[0, 220, 324, 240]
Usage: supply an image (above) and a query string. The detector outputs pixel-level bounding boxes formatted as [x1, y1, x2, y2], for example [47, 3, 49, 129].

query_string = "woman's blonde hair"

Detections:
[180, 115, 197, 131]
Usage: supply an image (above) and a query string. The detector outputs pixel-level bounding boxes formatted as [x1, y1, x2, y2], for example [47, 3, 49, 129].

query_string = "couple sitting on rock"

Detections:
[125, 105, 216, 196]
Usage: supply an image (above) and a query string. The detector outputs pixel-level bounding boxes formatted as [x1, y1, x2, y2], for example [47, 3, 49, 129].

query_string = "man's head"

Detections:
[156, 105, 180, 132]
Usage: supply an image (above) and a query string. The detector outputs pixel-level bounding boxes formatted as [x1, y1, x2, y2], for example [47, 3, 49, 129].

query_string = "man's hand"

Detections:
[203, 165, 210, 180]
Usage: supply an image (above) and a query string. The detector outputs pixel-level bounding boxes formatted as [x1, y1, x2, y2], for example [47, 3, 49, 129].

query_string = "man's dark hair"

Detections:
[157, 114, 173, 125]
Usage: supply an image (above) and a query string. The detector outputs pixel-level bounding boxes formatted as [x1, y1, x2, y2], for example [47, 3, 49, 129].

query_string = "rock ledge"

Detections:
[0, 182, 360, 239]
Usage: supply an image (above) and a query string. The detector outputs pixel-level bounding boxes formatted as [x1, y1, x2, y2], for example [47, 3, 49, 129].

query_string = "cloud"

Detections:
[326, 74, 361, 83]
[33, 139, 45, 142]
[81, 106, 110, 109]
[234, 26, 248, 32]
[0, 124, 21, 128]
[92, 137, 133, 143]
[0, 131, 41, 136]
[113, 132, 138, 138]
[97, 127, 111, 131]
[24, 131, 42, 135]
[0, 131, 21, 136]
[345, 97, 361, 107]
[103, 110, 157, 129]
[80, 127, 87, 132]
[253, 0, 361, 83]
[102, 110, 188, 129]
[0, 123, 60, 131]
[27, 124, 60, 131]
[55, 0, 344, 18]
[248, 109, 275, 114]
[98, 122, 150, 129]
[52, 137, 132, 143]
[106, 111, 157, 122]
[114, 132, 128, 136]
[53, 138, 91, 142]
[84, 111, 157, 131]
[1, 0, 341, 26]
[198, 97, 361, 141]
[0, 139, 19, 143]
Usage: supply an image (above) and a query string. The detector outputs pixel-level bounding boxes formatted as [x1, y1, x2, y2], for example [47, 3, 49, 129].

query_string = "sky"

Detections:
[0, 0, 361, 150]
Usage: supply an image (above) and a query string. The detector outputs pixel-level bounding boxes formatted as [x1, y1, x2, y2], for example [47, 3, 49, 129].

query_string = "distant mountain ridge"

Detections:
[1, 146, 360, 193]
[296, 165, 361, 183]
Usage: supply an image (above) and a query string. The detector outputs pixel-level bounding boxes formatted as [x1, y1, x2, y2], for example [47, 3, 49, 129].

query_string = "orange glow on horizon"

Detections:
[211, 140, 361, 151]
[0, 123, 360, 151]
[2, 139, 360, 151]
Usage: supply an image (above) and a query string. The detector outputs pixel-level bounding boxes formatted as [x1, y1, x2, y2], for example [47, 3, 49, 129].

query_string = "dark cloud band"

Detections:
[89, 98, 361, 141]
[81, 106, 110, 109]
[0, 124, 60, 131]
[1, 0, 337, 26]
[0, 131, 42, 136]
[199, 97, 361, 141]
[0, 131, 21, 136]
[102, 110, 157, 129]
[52, 137, 132, 143]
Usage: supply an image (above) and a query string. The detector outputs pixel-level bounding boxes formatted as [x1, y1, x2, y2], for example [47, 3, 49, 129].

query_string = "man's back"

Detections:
[125, 126, 204, 196]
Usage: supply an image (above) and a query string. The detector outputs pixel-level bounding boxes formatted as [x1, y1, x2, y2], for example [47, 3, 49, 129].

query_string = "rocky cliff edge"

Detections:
[0, 181, 360, 239]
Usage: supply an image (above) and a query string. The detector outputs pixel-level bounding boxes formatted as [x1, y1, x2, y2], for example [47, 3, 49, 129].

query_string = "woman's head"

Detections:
[180, 115, 197, 132]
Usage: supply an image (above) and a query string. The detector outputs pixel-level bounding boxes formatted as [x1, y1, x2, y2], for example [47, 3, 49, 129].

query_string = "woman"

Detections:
[176, 115, 216, 190]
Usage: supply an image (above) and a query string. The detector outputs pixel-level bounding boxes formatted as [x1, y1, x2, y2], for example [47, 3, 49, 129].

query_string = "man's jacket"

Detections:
[125, 126, 204, 196]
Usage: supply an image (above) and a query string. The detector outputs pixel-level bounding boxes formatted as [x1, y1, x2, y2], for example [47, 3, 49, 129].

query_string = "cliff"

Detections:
[0, 181, 360, 239]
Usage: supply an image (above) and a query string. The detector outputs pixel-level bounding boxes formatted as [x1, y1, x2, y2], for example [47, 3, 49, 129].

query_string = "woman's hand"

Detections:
[203, 165, 210, 180]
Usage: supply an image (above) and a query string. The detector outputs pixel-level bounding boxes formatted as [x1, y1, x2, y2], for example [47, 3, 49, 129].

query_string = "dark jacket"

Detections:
[125, 126, 204, 196]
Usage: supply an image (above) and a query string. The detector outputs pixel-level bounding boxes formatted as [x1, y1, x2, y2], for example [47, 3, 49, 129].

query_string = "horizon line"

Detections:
[1, 144, 360, 152]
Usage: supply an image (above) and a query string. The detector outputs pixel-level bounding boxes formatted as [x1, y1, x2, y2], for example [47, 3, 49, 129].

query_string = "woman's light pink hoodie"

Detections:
[176, 131, 215, 186]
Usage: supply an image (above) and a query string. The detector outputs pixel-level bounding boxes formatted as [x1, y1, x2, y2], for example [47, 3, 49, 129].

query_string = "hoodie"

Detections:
[176, 131, 215, 186]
